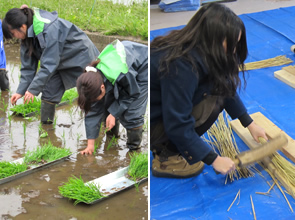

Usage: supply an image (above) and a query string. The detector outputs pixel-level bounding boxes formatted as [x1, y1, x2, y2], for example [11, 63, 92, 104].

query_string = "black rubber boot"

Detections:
[126, 126, 143, 150]
[0, 70, 9, 91]
[41, 100, 56, 124]
[106, 119, 120, 138]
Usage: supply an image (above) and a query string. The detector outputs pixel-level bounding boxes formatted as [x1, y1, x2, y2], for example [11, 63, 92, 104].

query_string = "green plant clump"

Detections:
[127, 152, 148, 181]
[59, 175, 105, 205]
[60, 88, 78, 103]
[10, 97, 41, 117]
[0, 161, 28, 179]
[24, 142, 71, 165]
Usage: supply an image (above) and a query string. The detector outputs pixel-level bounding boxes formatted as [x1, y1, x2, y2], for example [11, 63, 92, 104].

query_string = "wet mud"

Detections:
[0, 44, 148, 220]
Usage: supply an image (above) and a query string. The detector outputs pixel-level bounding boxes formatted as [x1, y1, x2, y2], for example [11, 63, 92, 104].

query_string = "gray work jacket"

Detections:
[17, 9, 99, 96]
[85, 41, 148, 139]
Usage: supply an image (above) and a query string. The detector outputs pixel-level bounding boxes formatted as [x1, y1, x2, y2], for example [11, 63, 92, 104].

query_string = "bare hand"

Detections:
[80, 139, 95, 155]
[80, 146, 94, 155]
[247, 121, 268, 143]
[24, 91, 35, 104]
[212, 156, 236, 175]
[11, 93, 23, 105]
[106, 114, 116, 131]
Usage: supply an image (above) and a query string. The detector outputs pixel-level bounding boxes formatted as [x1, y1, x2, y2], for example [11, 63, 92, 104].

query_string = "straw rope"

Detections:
[240, 55, 293, 71]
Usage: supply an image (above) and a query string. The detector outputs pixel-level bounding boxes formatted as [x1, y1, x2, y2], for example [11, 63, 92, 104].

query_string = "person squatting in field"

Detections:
[76, 40, 148, 154]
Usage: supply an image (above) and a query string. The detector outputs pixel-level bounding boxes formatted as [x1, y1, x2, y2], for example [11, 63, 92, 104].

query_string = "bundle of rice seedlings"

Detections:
[59, 175, 105, 205]
[24, 141, 71, 165]
[0, 161, 28, 179]
[204, 111, 254, 183]
[241, 55, 292, 71]
[127, 152, 148, 181]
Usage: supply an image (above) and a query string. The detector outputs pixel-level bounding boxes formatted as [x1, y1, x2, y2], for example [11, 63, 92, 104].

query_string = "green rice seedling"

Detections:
[24, 142, 71, 165]
[10, 97, 41, 117]
[127, 152, 148, 181]
[0, 161, 28, 179]
[53, 116, 57, 129]
[23, 122, 27, 140]
[61, 88, 78, 104]
[127, 152, 148, 191]
[93, 141, 99, 155]
[106, 136, 118, 151]
[59, 175, 105, 205]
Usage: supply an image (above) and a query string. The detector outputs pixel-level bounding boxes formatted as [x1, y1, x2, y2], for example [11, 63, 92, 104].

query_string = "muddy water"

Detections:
[0, 44, 148, 220]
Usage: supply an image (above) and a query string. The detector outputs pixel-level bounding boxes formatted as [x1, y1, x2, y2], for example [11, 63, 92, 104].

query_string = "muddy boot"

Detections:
[126, 126, 143, 150]
[0, 70, 9, 91]
[106, 119, 120, 138]
[152, 154, 204, 178]
[41, 100, 56, 124]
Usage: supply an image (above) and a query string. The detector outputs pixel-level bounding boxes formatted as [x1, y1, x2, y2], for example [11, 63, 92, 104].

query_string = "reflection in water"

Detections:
[0, 187, 26, 217]
[0, 44, 148, 219]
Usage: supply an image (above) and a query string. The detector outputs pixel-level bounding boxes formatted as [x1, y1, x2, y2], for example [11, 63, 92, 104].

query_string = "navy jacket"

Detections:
[150, 48, 252, 165]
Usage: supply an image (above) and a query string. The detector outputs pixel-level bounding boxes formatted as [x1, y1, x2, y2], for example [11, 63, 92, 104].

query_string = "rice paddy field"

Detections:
[0, 44, 148, 219]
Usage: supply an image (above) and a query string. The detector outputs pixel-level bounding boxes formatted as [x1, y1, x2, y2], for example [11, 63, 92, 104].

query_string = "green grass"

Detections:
[127, 152, 148, 181]
[0, 142, 70, 180]
[60, 88, 78, 104]
[24, 141, 71, 165]
[0, 0, 148, 40]
[59, 175, 105, 205]
[0, 161, 28, 179]
[10, 88, 78, 116]
[10, 97, 41, 117]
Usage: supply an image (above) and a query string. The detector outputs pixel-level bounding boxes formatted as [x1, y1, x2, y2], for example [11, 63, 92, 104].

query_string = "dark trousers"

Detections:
[41, 71, 65, 104]
[151, 95, 224, 158]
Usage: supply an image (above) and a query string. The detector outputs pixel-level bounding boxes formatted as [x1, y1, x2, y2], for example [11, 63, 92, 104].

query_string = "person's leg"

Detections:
[120, 82, 148, 150]
[151, 95, 225, 178]
[151, 122, 205, 178]
[41, 72, 65, 124]
[0, 69, 9, 91]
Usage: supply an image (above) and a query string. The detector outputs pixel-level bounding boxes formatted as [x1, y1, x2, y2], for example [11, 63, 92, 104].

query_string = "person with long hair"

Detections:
[76, 40, 148, 155]
[0, 19, 9, 91]
[2, 6, 99, 123]
[150, 3, 268, 178]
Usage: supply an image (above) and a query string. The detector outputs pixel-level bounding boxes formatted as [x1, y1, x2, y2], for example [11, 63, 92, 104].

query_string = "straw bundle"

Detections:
[240, 55, 293, 71]
[204, 111, 254, 183]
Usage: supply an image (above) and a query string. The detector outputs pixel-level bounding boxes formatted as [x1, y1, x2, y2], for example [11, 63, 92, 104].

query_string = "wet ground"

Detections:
[0, 44, 148, 220]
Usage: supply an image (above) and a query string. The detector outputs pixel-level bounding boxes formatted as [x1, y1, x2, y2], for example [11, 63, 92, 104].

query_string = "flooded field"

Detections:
[0, 44, 148, 220]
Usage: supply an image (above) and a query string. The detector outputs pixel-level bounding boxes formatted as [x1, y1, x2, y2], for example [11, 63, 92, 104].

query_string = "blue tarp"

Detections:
[0, 20, 6, 69]
[150, 6, 295, 220]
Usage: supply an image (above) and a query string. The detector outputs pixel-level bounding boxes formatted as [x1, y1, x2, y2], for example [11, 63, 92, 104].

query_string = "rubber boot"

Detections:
[126, 126, 143, 150]
[152, 154, 204, 178]
[0, 70, 9, 91]
[106, 119, 120, 138]
[41, 100, 56, 124]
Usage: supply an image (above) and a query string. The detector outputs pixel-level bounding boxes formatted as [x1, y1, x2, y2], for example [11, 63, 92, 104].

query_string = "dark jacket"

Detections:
[17, 8, 99, 96]
[85, 41, 148, 139]
[150, 48, 252, 165]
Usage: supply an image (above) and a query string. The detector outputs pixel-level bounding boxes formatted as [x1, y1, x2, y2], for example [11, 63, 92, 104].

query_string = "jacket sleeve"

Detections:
[85, 100, 105, 139]
[160, 59, 213, 165]
[26, 23, 62, 96]
[107, 42, 148, 118]
[224, 93, 253, 127]
[16, 45, 39, 95]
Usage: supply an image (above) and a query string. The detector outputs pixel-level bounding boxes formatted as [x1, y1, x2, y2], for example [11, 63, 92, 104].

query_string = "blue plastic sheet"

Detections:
[150, 6, 295, 219]
[0, 20, 6, 69]
[159, 0, 200, 12]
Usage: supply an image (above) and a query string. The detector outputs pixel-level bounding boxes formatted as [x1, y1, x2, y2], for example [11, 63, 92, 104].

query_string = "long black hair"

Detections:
[2, 7, 35, 56]
[151, 3, 248, 96]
